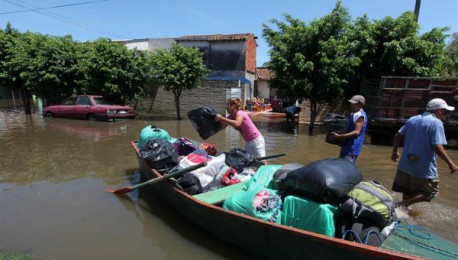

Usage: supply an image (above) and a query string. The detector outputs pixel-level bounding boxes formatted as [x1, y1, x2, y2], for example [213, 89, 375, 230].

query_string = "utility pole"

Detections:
[414, 0, 421, 22]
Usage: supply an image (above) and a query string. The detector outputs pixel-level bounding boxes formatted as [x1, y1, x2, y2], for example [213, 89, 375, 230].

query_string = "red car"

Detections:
[42, 95, 135, 121]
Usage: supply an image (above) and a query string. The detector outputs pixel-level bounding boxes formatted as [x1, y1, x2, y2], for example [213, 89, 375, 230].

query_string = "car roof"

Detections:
[72, 95, 103, 98]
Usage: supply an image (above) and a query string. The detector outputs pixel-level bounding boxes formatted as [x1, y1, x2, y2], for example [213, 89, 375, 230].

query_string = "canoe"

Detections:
[130, 141, 458, 260]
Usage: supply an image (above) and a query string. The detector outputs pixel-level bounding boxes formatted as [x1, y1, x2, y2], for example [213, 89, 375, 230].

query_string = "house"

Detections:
[121, 33, 258, 117]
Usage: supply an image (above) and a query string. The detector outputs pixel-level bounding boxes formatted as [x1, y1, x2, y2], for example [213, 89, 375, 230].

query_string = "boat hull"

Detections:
[131, 141, 418, 260]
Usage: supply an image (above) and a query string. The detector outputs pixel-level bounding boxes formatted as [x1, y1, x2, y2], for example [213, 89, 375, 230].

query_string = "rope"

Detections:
[391, 224, 458, 258]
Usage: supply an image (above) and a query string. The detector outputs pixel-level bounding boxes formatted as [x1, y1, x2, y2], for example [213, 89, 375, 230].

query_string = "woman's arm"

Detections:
[216, 113, 244, 129]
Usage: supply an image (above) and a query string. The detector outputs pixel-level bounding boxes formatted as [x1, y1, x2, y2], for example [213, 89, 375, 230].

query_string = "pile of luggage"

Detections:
[223, 158, 398, 247]
[137, 125, 258, 194]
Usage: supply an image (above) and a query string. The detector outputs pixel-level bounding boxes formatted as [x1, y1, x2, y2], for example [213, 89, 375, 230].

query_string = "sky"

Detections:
[1, 0, 457, 66]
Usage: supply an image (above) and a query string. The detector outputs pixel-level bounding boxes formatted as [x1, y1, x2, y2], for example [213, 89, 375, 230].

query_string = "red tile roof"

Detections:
[176, 33, 255, 42]
[256, 67, 273, 80]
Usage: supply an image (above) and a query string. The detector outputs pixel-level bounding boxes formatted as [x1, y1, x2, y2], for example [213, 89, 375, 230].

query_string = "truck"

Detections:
[367, 77, 458, 144]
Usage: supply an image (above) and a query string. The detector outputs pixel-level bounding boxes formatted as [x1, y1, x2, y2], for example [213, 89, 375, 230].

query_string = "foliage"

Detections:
[76, 38, 154, 105]
[263, 1, 356, 133]
[0, 27, 153, 107]
[0, 23, 25, 91]
[445, 33, 458, 76]
[15, 33, 81, 105]
[346, 12, 449, 93]
[150, 44, 208, 120]
[263, 1, 450, 133]
[0, 249, 34, 260]
[370, 13, 447, 77]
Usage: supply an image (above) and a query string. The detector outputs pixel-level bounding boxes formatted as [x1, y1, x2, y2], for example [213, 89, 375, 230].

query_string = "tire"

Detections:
[45, 112, 54, 117]
[87, 114, 96, 121]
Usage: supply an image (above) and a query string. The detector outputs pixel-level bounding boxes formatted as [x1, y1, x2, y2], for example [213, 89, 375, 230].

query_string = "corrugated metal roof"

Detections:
[176, 33, 254, 42]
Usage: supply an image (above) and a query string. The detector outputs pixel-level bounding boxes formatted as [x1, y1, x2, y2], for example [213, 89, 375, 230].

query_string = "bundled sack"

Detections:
[323, 114, 348, 146]
[137, 125, 172, 149]
[179, 152, 226, 188]
[140, 139, 180, 172]
[223, 187, 282, 223]
[225, 147, 254, 173]
[277, 158, 363, 205]
[339, 180, 396, 229]
[172, 137, 198, 156]
[187, 106, 222, 140]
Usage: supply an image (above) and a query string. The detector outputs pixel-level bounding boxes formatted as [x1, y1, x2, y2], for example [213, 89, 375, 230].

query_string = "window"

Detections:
[63, 97, 77, 105]
[76, 96, 91, 105]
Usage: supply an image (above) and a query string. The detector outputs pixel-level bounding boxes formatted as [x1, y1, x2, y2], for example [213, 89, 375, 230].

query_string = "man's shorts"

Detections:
[392, 169, 439, 201]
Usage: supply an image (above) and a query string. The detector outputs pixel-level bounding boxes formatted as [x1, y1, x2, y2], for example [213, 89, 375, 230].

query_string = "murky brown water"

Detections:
[1, 110, 457, 259]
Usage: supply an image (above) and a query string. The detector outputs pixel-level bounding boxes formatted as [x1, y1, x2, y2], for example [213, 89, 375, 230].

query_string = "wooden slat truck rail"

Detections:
[368, 77, 458, 144]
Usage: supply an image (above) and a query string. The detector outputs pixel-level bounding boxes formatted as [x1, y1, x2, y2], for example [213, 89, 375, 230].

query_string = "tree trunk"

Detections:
[308, 101, 318, 135]
[174, 94, 181, 120]
[21, 89, 32, 114]
[148, 85, 160, 114]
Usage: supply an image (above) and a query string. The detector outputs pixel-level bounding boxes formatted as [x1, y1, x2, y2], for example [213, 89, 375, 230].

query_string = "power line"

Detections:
[1, 0, 130, 39]
[0, 0, 109, 15]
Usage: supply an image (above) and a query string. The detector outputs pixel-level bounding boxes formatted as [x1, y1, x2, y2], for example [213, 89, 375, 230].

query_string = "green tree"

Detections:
[76, 38, 154, 104]
[263, 2, 357, 134]
[445, 33, 458, 76]
[347, 12, 449, 94]
[16, 33, 81, 105]
[150, 44, 208, 120]
[0, 23, 32, 113]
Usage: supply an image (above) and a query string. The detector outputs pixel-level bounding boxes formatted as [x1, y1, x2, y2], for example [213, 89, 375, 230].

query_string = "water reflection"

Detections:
[0, 111, 457, 260]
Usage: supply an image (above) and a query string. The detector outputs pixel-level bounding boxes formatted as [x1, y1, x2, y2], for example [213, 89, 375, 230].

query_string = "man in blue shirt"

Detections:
[328, 95, 368, 163]
[391, 98, 457, 209]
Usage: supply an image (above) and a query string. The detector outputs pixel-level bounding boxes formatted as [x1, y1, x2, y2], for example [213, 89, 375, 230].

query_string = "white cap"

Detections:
[348, 95, 365, 105]
[426, 98, 455, 111]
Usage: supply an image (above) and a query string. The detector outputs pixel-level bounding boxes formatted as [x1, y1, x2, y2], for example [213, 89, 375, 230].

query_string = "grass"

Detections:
[0, 249, 34, 260]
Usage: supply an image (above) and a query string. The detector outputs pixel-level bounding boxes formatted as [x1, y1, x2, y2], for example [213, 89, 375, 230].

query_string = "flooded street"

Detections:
[1, 110, 457, 259]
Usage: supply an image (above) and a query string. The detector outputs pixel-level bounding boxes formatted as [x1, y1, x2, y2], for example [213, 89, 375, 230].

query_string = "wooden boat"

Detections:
[131, 141, 458, 260]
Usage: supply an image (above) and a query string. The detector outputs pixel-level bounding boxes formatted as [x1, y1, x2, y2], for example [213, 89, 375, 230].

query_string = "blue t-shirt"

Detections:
[340, 109, 368, 157]
[397, 112, 447, 179]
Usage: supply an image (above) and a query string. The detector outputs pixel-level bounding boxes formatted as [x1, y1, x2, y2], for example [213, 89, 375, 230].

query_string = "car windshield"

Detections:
[93, 97, 112, 105]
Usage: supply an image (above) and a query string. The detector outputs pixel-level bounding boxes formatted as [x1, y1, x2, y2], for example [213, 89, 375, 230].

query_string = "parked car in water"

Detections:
[42, 95, 135, 121]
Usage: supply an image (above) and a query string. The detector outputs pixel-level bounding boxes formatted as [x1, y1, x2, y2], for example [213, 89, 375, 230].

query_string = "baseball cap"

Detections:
[348, 95, 365, 105]
[426, 98, 455, 111]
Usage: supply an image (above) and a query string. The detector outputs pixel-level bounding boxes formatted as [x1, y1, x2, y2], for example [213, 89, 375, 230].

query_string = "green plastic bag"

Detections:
[137, 125, 172, 149]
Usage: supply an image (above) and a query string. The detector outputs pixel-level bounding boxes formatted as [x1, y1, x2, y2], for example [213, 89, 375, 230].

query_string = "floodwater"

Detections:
[0, 110, 457, 260]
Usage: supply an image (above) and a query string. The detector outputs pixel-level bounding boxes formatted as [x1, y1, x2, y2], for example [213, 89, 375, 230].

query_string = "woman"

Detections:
[216, 98, 266, 160]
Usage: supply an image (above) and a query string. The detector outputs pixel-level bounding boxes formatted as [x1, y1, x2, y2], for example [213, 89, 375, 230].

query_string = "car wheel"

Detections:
[87, 114, 96, 121]
[45, 112, 54, 117]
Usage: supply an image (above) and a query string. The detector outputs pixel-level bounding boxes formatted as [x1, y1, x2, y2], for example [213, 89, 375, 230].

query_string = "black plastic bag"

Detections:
[187, 106, 222, 140]
[140, 139, 180, 173]
[277, 158, 363, 205]
[225, 147, 254, 173]
[177, 173, 203, 195]
[323, 114, 348, 146]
